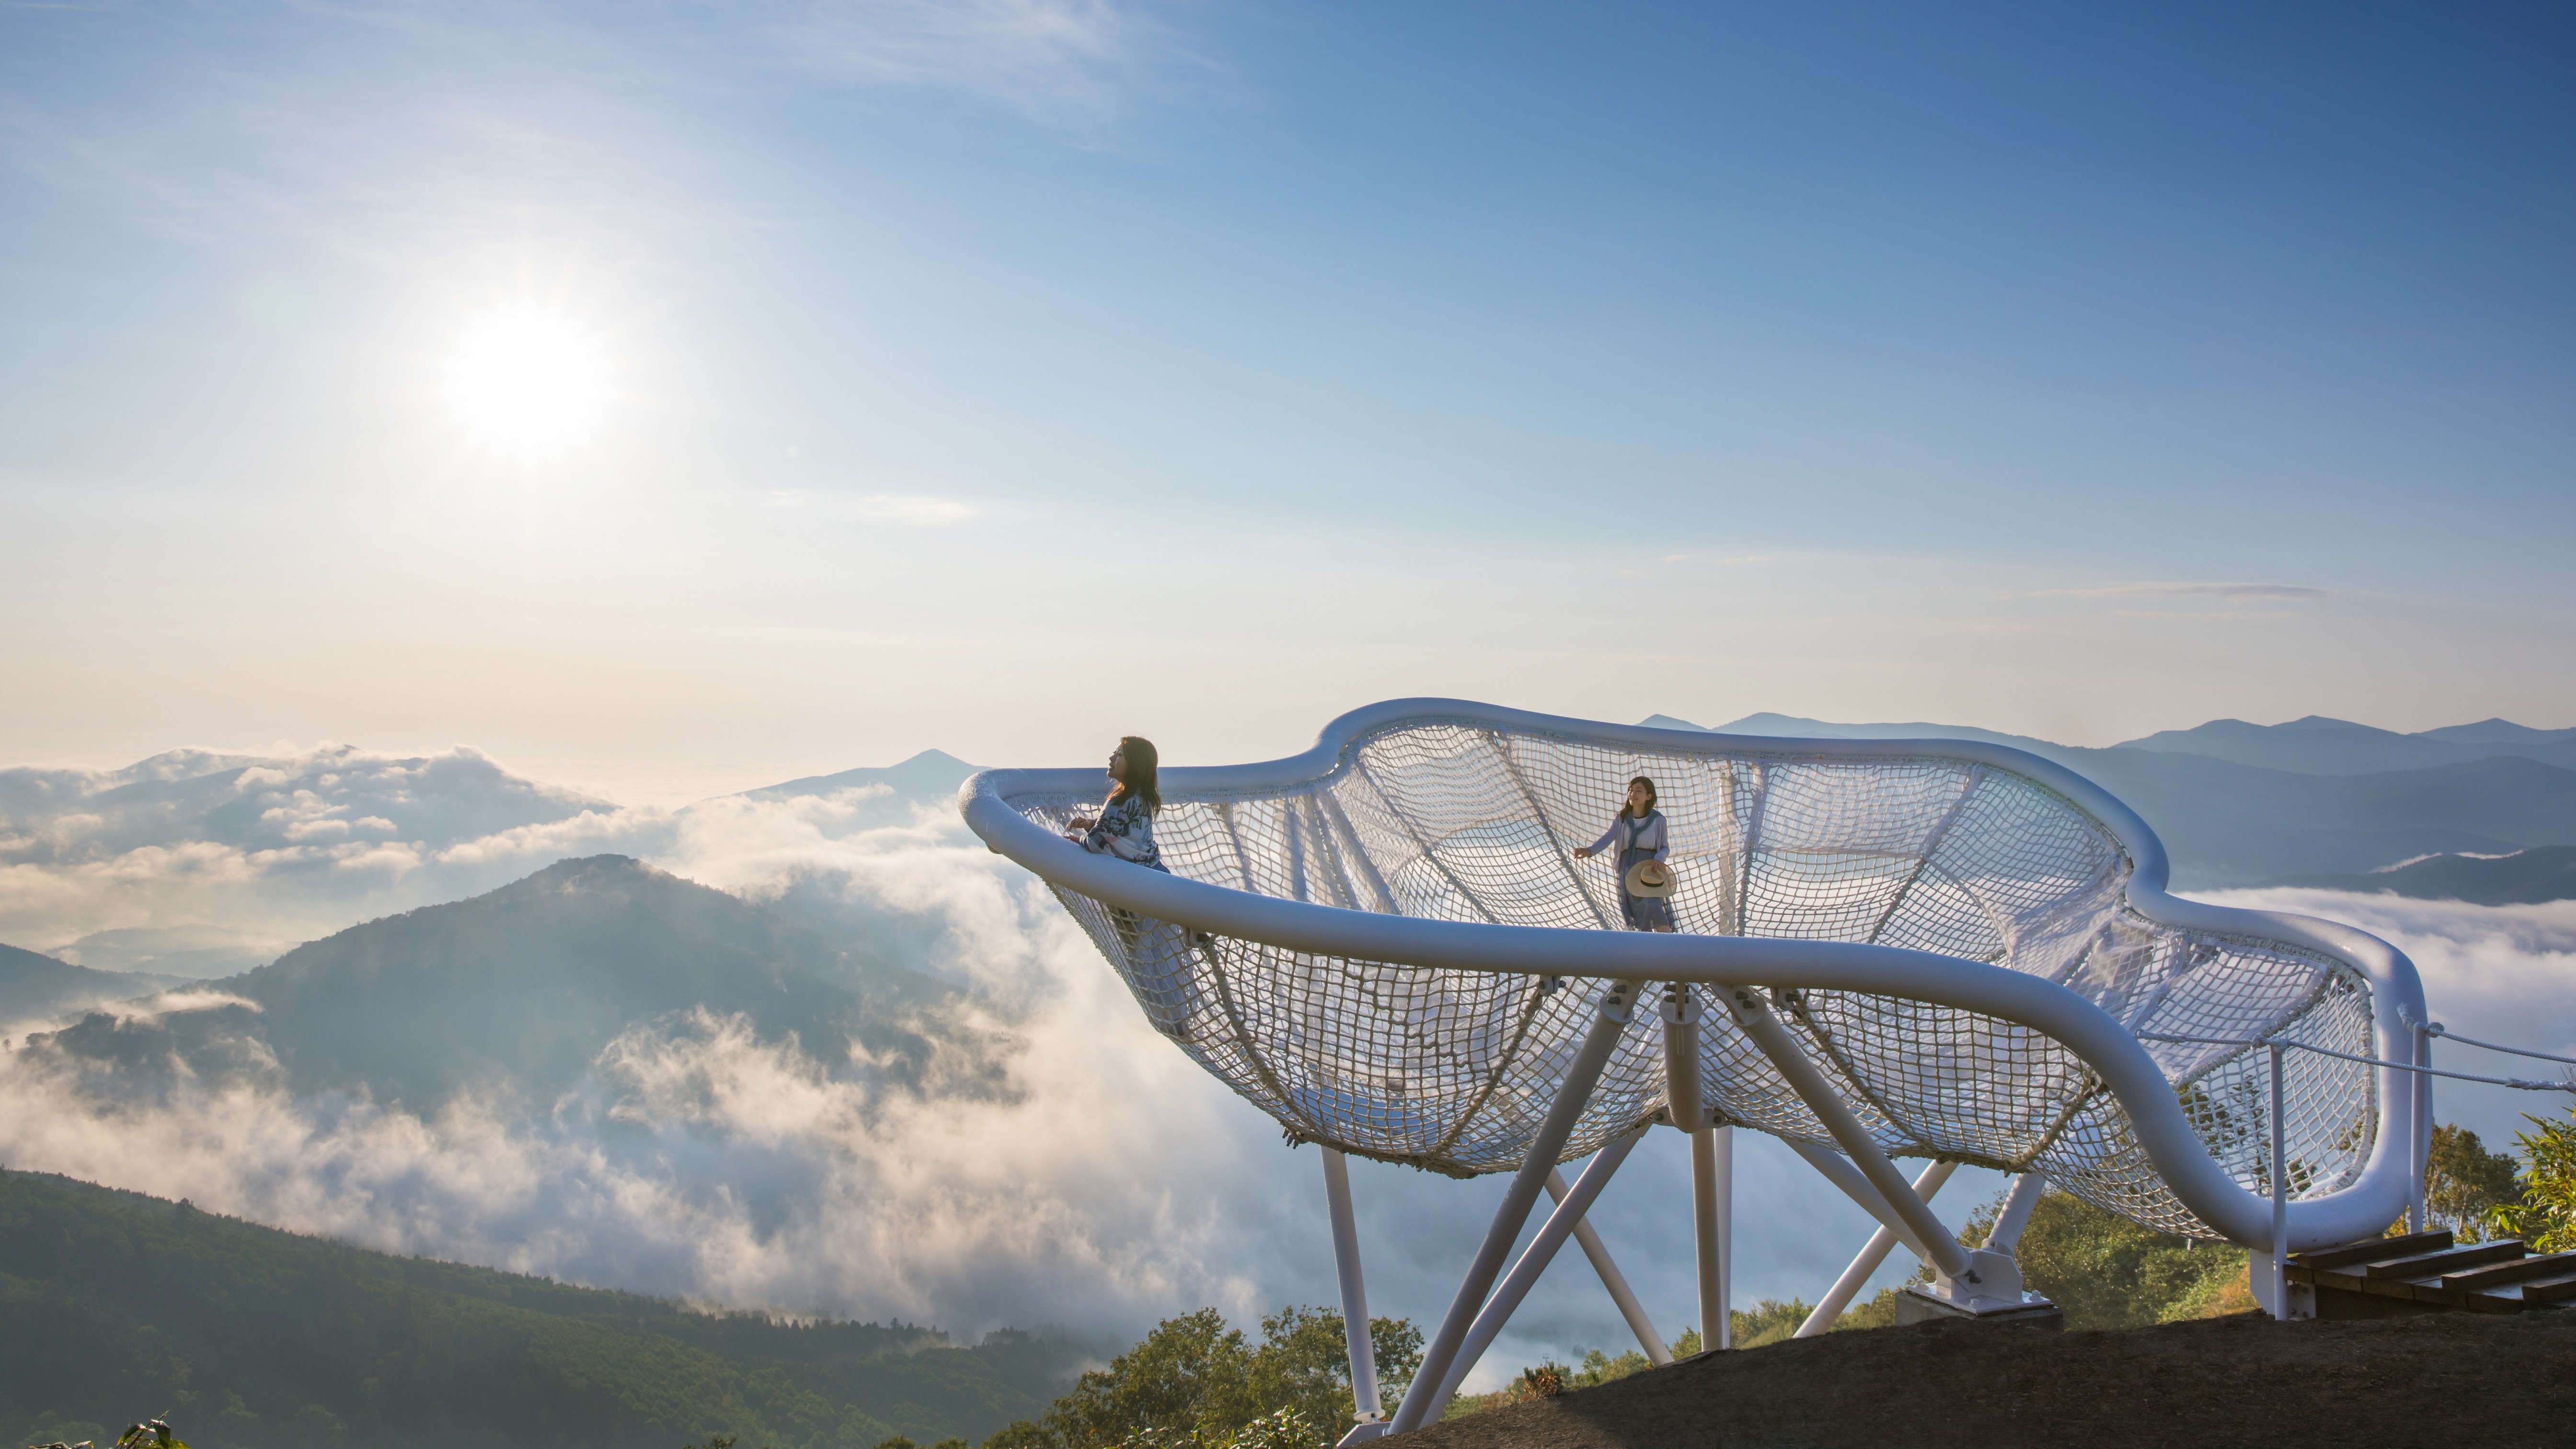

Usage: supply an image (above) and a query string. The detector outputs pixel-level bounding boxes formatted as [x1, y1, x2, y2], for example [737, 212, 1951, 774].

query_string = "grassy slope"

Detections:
[1448, 1189, 2254, 1419]
[0, 1172, 1084, 1449]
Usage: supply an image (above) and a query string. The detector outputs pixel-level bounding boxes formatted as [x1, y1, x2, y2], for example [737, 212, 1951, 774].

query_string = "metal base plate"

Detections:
[1894, 1286, 2064, 1329]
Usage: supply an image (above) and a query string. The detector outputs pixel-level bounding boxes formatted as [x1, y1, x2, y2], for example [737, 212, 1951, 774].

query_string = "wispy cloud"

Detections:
[851, 493, 988, 526]
[0, 1, 1196, 256]
[759, 0, 1184, 121]
[2036, 581, 2331, 602]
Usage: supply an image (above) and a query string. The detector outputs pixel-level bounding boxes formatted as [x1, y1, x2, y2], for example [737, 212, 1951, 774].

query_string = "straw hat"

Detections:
[1623, 859, 1676, 897]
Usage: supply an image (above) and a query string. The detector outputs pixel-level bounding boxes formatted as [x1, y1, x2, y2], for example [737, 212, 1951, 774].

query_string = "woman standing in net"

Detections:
[1573, 775, 1676, 931]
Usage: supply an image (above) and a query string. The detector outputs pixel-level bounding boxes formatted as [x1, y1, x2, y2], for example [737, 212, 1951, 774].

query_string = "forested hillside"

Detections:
[0, 1172, 1088, 1449]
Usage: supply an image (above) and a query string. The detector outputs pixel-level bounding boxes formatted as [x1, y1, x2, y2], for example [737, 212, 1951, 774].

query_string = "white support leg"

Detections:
[1710, 1125, 1733, 1349]
[1426, 1128, 1648, 1416]
[1319, 1147, 1385, 1442]
[1794, 1159, 1956, 1338]
[1723, 985, 2027, 1312]
[1545, 1169, 1670, 1365]
[2401, 1016, 2421, 1227]
[1785, 1139, 1936, 1263]
[1389, 980, 1640, 1434]
[1662, 984, 1726, 1350]
[2269, 1041, 2293, 1319]
[1983, 1171, 2048, 1255]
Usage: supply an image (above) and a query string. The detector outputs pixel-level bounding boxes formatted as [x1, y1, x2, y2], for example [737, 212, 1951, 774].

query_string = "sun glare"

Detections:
[442, 306, 616, 455]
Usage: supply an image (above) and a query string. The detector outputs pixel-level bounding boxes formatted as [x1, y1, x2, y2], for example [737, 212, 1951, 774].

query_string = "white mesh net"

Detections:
[1005, 718, 2376, 1238]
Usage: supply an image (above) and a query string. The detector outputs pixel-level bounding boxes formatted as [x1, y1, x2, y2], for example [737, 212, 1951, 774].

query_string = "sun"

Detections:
[441, 305, 616, 455]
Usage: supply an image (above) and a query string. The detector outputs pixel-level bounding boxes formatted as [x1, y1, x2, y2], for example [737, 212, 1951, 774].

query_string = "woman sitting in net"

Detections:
[1064, 736, 1170, 873]
[1572, 775, 1676, 931]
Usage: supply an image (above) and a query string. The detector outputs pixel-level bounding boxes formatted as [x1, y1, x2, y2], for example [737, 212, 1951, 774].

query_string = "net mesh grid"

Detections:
[1015, 719, 2377, 1236]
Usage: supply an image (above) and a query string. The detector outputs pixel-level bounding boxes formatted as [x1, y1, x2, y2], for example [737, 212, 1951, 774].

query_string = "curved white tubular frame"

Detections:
[960, 699, 2425, 1253]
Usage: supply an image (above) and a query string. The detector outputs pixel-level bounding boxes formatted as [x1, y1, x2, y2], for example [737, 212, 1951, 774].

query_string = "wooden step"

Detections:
[2443, 1250, 2576, 1292]
[2291, 1230, 2452, 1271]
[2285, 1232, 2575, 1317]
[2524, 1272, 2576, 1306]
[2363, 1240, 2527, 1279]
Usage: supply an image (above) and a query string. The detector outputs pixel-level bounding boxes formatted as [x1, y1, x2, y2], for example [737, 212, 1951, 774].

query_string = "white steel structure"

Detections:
[958, 701, 2426, 1437]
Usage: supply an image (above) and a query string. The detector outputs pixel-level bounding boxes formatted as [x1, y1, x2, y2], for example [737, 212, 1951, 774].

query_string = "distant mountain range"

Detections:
[735, 748, 980, 810]
[26, 855, 995, 1113]
[1645, 711, 2576, 897]
[2279, 846, 2576, 906]
[0, 745, 982, 980]
[0, 943, 183, 1028]
[0, 1170, 1084, 1449]
[7, 710, 2570, 993]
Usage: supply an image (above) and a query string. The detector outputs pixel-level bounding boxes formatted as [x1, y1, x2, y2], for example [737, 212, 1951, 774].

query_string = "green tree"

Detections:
[1937, 1187, 2247, 1329]
[2425, 1123, 2525, 1242]
[1727, 1300, 1811, 1348]
[987, 1307, 1420, 1449]
[1568, 1347, 1648, 1389]
[1239, 1308, 1418, 1437]
[2493, 1103, 2576, 1253]
[1041, 1309, 1248, 1449]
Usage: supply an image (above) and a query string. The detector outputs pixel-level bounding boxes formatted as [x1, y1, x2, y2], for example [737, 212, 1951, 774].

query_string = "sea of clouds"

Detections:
[0, 745, 2570, 1387]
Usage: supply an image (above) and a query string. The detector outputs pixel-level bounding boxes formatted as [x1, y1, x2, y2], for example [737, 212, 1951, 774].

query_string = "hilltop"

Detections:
[25, 854, 995, 1111]
[1403, 1310, 2575, 1449]
[0, 1170, 1087, 1449]
[0, 943, 181, 1026]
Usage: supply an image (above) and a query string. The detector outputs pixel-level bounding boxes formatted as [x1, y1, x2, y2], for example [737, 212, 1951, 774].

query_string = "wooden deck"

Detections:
[2286, 1229, 2576, 1318]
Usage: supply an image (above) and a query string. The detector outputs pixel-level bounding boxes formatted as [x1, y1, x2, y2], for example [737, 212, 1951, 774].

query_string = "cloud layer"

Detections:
[4, 746, 2572, 1387]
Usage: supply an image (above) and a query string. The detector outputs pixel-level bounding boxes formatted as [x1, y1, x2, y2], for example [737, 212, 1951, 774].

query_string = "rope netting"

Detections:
[1010, 719, 2376, 1237]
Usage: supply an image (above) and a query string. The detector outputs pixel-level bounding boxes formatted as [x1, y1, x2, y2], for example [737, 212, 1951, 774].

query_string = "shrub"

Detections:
[2493, 1104, 2576, 1253]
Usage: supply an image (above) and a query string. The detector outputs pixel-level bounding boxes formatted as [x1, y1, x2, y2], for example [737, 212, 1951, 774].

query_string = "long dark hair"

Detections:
[1113, 736, 1162, 813]
[1626, 775, 1658, 818]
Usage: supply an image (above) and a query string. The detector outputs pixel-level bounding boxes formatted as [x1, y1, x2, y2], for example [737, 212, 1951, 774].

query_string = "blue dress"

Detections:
[1585, 808, 1674, 932]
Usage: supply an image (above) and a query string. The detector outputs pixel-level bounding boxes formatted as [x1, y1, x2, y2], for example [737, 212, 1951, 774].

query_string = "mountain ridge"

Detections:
[0, 943, 184, 1026]
[0, 1168, 1086, 1449]
[1646, 712, 2576, 892]
[29, 855, 996, 1112]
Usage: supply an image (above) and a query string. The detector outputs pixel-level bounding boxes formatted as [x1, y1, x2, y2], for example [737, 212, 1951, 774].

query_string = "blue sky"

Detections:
[4, 1, 2571, 799]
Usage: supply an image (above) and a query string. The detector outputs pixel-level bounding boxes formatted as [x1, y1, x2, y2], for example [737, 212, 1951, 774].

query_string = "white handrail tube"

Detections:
[960, 698, 2427, 1253]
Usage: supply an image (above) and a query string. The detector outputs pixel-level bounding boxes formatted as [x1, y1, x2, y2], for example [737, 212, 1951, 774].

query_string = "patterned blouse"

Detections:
[1082, 793, 1169, 872]
[1584, 808, 1669, 863]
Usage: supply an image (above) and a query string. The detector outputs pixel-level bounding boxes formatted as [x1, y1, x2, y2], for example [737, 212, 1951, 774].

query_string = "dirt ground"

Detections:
[1399, 1310, 2574, 1449]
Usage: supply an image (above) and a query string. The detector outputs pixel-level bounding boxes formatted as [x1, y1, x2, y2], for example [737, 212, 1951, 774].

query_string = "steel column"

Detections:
[1719, 984, 1974, 1281]
[1390, 980, 1640, 1434]
[1319, 1147, 1382, 1430]
[2410, 1023, 2430, 1234]
[1786, 1139, 1936, 1262]
[1662, 983, 1727, 1348]
[1983, 1171, 2048, 1255]
[2269, 1041, 2290, 1317]
[1793, 1159, 1956, 1338]
[1707, 1126, 1732, 1348]
[1425, 1129, 1648, 1417]
[1544, 1169, 1670, 1365]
